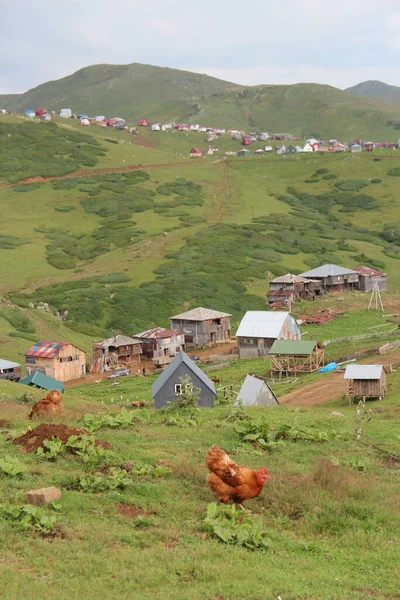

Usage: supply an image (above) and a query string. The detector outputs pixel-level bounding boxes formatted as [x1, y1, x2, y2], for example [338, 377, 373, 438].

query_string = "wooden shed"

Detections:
[0, 359, 22, 382]
[25, 340, 86, 382]
[344, 365, 387, 402]
[151, 350, 216, 410]
[170, 307, 232, 349]
[270, 340, 325, 376]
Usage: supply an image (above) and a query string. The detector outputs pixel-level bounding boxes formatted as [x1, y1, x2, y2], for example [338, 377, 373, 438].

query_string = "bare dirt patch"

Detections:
[116, 503, 156, 519]
[0, 419, 10, 428]
[13, 424, 110, 453]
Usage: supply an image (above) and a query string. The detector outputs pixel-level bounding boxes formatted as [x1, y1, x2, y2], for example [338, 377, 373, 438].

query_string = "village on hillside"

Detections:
[0, 260, 395, 407]
[2, 107, 400, 157]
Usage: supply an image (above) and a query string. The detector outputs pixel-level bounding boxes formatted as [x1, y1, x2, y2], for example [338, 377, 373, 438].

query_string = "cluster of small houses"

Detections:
[0, 263, 389, 407]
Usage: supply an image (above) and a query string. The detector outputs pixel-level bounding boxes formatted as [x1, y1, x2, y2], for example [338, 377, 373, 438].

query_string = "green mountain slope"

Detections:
[0, 93, 20, 108]
[3, 62, 241, 120]
[346, 80, 400, 105]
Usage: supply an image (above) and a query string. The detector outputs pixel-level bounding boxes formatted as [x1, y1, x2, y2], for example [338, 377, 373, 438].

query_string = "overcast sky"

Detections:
[1, 0, 400, 94]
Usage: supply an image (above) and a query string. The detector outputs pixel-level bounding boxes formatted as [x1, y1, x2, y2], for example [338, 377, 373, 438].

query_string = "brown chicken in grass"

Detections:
[206, 444, 269, 505]
[28, 390, 63, 420]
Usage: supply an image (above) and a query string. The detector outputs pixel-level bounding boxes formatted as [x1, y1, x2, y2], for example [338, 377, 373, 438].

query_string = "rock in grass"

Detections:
[329, 411, 345, 417]
[26, 487, 61, 506]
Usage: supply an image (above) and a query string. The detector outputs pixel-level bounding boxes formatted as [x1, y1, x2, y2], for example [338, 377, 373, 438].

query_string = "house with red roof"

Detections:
[25, 340, 86, 382]
[137, 118, 149, 126]
[353, 266, 387, 291]
[189, 147, 202, 158]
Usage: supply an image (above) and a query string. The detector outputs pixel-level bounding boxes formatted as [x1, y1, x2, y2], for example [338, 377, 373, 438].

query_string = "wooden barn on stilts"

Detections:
[269, 340, 325, 377]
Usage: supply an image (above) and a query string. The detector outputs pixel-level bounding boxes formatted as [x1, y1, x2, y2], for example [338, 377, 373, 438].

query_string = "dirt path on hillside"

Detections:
[0, 159, 222, 188]
[279, 351, 400, 407]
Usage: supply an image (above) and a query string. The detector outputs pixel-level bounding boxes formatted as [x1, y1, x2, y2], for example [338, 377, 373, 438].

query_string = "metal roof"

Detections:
[134, 327, 183, 340]
[0, 359, 21, 370]
[267, 290, 293, 297]
[344, 365, 383, 380]
[152, 350, 216, 397]
[236, 374, 279, 406]
[25, 340, 69, 359]
[271, 273, 313, 284]
[236, 311, 291, 339]
[19, 371, 64, 392]
[95, 335, 142, 348]
[300, 264, 359, 278]
[270, 340, 319, 355]
[171, 307, 232, 321]
[353, 265, 386, 277]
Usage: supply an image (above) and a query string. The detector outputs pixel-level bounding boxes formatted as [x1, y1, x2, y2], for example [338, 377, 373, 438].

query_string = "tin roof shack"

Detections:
[270, 340, 325, 376]
[344, 364, 387, 402]
[90, 335, 142, 373]
[152, 350, 216, 410]
[25, 341, 86, 382]
[20, 371, 64, 393]
[134, 328, 185, 367]
[267, 273, 322, 307]
[300, 264, 359, 292]
[235, 374, 279, 406]
[170, 307, 232, 349]
[0, 359, 21, 382]
[236, 311, 301, 359]
[353, 265, 387, 292]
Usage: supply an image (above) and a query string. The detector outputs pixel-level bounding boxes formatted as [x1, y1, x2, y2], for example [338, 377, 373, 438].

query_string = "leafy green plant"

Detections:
[83, 408, 149, 431]
[67, 468, 132, 493]
[0, 503, 57, 533]
[36, 438, 66, 461]
[37, 435, 114, 464]
[0, 456, 27, 478]
[162, 376, 200, 427]
[203, 502, 272, 551]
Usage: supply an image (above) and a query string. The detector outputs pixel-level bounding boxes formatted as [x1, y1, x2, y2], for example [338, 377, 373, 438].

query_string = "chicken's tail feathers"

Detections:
[205, 444, 231, 472]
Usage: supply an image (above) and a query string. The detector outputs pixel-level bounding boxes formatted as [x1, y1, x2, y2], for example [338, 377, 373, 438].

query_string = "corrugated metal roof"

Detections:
[19, 371, 64, 392]
[0, 359, 21, 370]
[171, 307, 232, 321]
[134, 327, 183, 340]
[25, 340, 69, 359]
[236, 374, 279, 406]
[236, 311, 290, 339]
[271, 273, 313, 284]
[270, 340, 319, 355]
[267, 290, 293, 297]
[353, 265, 386, 277]
[152, 350, 216, 397]
[300, 264, 359, 278]
[344, 365, 383, 380]
[95, 335, 142, 348]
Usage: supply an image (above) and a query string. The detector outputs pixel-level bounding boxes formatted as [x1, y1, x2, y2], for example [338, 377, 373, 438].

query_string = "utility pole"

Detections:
[368, 282, 384, 312]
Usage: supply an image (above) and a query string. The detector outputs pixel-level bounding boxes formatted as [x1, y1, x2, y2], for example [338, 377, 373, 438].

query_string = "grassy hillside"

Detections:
[3, 63, 240, 121]
[3, 63, 400, 139]
[346, 80, 400, 107]
[0, 359, 399, 599]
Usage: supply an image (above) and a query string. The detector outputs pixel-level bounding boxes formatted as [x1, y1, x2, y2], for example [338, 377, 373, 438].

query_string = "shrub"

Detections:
[0, 235, 27, 249]
[316, 168, 329, 174]
[334, 179, 370, 192]
[304, 178, 320, 184]
[371, 179, 382, 184]
[322, 173, 337, 180]
[13, 182, 43, 193]
[47, 251, 76, 270]
[55, 205, 75, 212]
[0, 308, 35, 332]
[387, 167, 400, 177]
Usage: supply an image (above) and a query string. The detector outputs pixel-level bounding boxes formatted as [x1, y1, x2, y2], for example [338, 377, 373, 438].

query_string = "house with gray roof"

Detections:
[300, 264, 360, 292]
[151, 350, 216, 409]
[0, 359, 21, 382]
[235, 374, 279, 406]
[170, 307, 232, 348]
[236, 311, 301, 358]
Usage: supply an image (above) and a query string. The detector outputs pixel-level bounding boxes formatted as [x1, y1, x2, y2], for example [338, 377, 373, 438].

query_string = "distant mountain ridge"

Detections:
[2, 64, 400, 139]
[346, 80, 400, 105]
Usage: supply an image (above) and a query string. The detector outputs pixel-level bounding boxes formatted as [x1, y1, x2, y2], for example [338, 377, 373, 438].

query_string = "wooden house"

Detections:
[90, 335, 142, 373]
[235, 374, 279, 406]
[344, 364, 386, 402]
[151, 350, 216, 409]
[267, 273, 322, 307]
[237, 149, 251, 156]
[353, 265, 387, 292]
[269, 340, 325, 376]
[286, 145, 297, 154]
[25, 340, 86, 382]
[134, 327, 185, 367]
[170, 307, 232, 349]
[0, 359, 21, 382]
[236, 311, 301, 359]
[242, 136, 252, 146]
[137, 118, 149, 126]
[300, 264, 359, 292]
[189, 147, 202, 158]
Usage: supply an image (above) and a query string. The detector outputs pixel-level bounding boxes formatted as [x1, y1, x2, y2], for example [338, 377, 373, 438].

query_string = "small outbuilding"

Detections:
[344, 364, 386, 402]
[353, 265, 387, 292]
[237, 149, 251, 157]
[189, 147, 202, 158]
[269, 340, 325, 375]
[0, 359, 22, 382]
[235, 374, 279, 406]
[151, 350, 216, 409]
[137, 118, 149, 126]
[19, 371, 65, 393]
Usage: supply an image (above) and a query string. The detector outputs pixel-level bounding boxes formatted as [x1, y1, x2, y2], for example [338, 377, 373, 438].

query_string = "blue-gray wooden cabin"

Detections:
[151, 350, 216, 409]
